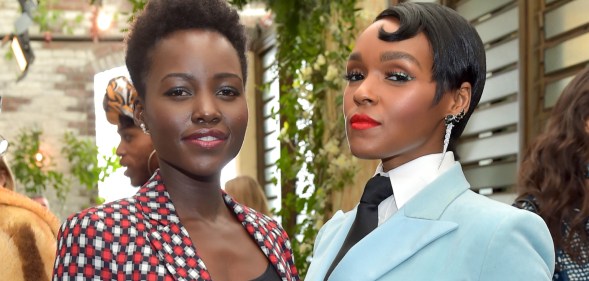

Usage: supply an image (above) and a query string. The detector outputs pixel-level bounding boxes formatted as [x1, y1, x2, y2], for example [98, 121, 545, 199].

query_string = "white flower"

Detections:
[316, 54, 326, 66]
[333, 154, 348, 170]
[325, 65, 339, 82]
[323, 139, 339, 156]
[301, 66, 313, 80]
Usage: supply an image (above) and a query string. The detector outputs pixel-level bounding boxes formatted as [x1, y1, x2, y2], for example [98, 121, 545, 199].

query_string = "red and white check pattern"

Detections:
[52, 171, 299, 281]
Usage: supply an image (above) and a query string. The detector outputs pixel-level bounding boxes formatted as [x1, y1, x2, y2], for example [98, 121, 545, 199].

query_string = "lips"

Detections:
[183, 129, 228, 149]
[349, 114, 381, 130]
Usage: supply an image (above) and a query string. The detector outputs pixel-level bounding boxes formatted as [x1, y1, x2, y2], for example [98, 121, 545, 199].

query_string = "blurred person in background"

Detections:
[514, 67, 589, 280]
[0, 155, 60, 281]
[0, 152, 15, 190]
[103, 75, 159, 187]
[30, 195, 50, 209]
[225, 175, 271, 216]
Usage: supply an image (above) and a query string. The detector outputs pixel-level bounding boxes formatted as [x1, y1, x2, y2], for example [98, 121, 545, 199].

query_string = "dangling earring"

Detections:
[140, 123, 150, 135]
[147, 149, 157, 175]
[439, 109, 465, 168]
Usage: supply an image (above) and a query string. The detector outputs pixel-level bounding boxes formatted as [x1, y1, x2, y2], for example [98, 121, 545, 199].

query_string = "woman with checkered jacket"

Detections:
[52, 1, 299, 280]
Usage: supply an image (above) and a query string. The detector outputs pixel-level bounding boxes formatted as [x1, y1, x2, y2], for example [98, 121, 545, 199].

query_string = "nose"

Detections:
[115, 142, 125, 157]
[352, 77, 378, 106]
[191, 92, 221, 125]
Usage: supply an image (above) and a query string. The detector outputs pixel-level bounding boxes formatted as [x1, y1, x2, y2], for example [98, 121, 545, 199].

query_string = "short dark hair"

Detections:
[375, 3, 486, 149]
[125, 0, 248, 99]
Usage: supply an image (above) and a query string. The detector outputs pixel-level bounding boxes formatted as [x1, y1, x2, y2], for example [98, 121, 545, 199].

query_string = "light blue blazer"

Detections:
[306, 163, 555, 281]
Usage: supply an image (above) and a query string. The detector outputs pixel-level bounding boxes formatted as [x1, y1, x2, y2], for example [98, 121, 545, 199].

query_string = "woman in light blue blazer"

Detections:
[306, 2, 555, 280]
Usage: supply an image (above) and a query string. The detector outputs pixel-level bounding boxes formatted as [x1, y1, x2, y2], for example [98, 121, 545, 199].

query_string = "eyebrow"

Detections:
[161, 72, 243, 83]
[212, 72, 243, 83]
[161, 72, 195, 82]
[348, 52, 362, 62]
[380, 51, 421, 69]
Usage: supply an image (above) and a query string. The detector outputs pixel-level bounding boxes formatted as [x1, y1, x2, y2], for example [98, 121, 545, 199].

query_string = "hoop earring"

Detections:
[439, 109, 465, 168]
[140, 123, 150, 135]
[147, 149, 157, 175]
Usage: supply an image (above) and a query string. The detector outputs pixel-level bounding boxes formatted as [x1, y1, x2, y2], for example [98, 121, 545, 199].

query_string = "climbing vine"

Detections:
[230, 0, 361, 276]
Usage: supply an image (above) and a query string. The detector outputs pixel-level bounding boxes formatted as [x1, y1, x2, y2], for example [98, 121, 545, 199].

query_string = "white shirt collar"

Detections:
[375, 152, 456, 210]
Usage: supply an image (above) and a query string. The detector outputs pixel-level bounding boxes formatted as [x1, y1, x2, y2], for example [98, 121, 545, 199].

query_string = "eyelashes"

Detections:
[343, 71, 364, 82]
[384, 71, 415, 82]
[163, 87, 241, 98]
[164, 88, 190, 97]
[343, 70, 415, 83]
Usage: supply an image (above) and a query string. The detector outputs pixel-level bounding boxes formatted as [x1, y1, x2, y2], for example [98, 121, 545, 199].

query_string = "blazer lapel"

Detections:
[149, 224, 204, 281]
[224, 193, 293, 281]
[137, 172, 206, 281]
[327, 163, 470, 280]
[328, 215, 458, 281]
[308, 209, 355, 279]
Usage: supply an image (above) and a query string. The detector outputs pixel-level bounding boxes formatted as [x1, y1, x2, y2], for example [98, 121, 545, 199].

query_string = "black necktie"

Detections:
[324, 175, 394, 280]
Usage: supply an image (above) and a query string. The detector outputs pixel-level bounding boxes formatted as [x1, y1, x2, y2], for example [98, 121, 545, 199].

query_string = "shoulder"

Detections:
[0, 188, 60, 237]
[446, 191, 553, 259]
[450, 191, 555, 280]
[59, 196, 143, 239]
[450, 190, 544, 225]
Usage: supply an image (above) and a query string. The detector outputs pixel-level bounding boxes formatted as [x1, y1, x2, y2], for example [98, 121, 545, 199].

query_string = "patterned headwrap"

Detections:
[103, 76, 137, 125]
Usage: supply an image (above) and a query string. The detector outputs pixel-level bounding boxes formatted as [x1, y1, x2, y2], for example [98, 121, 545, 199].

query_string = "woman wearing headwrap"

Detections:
[103, 76, 159, 186]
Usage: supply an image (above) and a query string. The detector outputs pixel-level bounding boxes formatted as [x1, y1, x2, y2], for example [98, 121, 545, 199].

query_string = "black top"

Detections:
[250, 263, 282, 281]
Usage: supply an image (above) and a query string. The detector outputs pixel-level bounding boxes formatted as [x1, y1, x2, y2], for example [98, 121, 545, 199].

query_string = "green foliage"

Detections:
[32, 0, 79, 34]
[119, 0, 147, 24]
[11, 127, 120, 205]
[62, 131, 120, 202]
[232, 0, 361, 276]
[11, 127, 68, 200]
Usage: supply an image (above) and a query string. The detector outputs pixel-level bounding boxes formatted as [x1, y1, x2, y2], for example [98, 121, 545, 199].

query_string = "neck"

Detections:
[158, 164, 226, 221]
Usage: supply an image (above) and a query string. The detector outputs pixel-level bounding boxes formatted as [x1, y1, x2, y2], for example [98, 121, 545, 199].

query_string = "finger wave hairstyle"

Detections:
[375, 3, 487, 154]
[517, 67, 589, 264]
[125, 0, 248, 100]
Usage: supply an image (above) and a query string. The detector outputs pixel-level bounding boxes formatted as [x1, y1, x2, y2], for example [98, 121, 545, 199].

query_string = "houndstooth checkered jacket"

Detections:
[52, 171, 299, 281]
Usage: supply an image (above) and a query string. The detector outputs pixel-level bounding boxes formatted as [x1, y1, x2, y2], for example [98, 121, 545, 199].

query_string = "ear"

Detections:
[0, 171, 8, 190]
[448, 82, 472, 115]
[133, 99, 145, 128]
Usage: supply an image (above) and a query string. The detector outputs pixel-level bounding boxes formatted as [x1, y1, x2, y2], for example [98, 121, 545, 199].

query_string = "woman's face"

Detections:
[116, 125, 154, 186]
[344, 18, 453, 171]
[140, 29, 247, 180]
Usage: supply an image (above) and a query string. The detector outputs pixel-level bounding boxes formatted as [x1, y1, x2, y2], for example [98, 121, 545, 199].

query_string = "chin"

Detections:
[130, 180, 142, 187]
[349, 146, 384, 160]
[349, 139, 425, 161]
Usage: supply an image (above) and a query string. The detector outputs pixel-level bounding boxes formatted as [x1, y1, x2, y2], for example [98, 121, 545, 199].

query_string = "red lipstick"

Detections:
[183, 129, 228, 149]
[349, 114, 381, 130]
